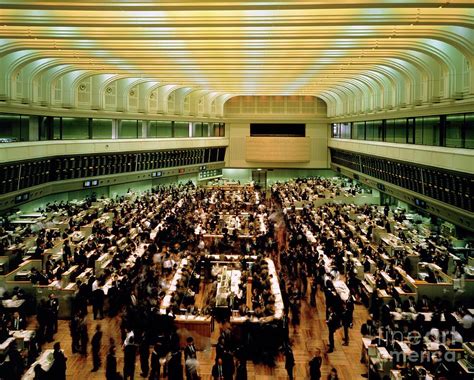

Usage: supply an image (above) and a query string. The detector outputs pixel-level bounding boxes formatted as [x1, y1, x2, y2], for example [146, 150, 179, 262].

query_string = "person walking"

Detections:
[79, 313, 89, 357]
[139, 331, 150, 378]
[310, 277, 317, 308]
[149, 343, 161, 380]
[284, 347, 295, 380]
[326, 306, 339, 353]
[341, 304, 351, 346]
[309, 349, 322, 380]
[91, 324, 103, 372]
[106, 345, 119, 380]
[123, 336, 138, 380]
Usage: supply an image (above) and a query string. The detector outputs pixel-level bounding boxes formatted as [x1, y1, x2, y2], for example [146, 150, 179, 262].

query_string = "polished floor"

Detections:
[30, 287, 369, 380]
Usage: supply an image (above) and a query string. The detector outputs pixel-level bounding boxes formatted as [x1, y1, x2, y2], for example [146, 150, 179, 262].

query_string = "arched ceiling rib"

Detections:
[0, 1, 472, 117]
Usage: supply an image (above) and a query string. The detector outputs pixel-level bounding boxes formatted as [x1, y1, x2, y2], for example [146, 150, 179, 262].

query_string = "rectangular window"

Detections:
[148, 120, 172, 138]
[62, 117, 89, 140]
[365, 121, 375, 141]
[465, 113, 474, 149]
[422, 116, 440, 146]
[341, 123, 351, 139]
[39, 116, 53, 140]
[353, 121, 365, 140]
[192, 122, 203, 137]
[118, 119, 138, 139]
[385, 119, 395, 142]
[407, 118, 415, 144]
[373, 120, 383, 141]
[202, 122, 209, 137]
[0, 114, 21, 142]
[394, 118, 407, 144]
[91, 119, 113, 139]
[445, 114, 464, 148]
[20, 115, 29, 141]
[53, 117, 61, 140]
[414, 117, 423, 145]
[174, 121, 189, 138]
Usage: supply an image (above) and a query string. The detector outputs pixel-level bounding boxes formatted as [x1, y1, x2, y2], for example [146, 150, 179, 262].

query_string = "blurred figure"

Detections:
[91, 324, 103, 372]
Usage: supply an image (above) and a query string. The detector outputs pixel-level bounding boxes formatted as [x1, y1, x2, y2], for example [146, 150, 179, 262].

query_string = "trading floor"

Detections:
[0, 2, 473, 380]
[0, 177, 472, 380]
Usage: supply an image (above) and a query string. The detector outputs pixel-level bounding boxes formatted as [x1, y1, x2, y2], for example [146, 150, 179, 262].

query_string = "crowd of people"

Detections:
[0, 176, 471, 379]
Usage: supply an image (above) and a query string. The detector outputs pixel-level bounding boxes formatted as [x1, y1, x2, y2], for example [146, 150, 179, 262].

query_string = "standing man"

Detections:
[284, 347, 295, 380]
[70, 312, 81, 353]
[310, 277, 317, 308]
[91, 324, 103, 372]
[184, 336, 197, 361]
[184, 336, 197, 380]
[123, 336, 137, 380]
[211, 357, 225, 380]
[51, 342, 67, 380]
[342, 300, 354, 346]
[92, 282, 105, 320]
[149, 343, 161, 380]
[309, 349, 322, 380]
[106, 345, 118, 380]
[48, 293, 59, 337]
[139, 331, 150, 378]
[326, 306, 339, 353]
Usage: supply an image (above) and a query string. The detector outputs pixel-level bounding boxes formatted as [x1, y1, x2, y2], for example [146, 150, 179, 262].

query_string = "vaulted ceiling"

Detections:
[0, 1, 473, 117]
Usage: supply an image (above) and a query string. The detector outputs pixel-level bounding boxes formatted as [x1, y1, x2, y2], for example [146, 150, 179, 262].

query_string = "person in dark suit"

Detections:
[149, 343, 161, 380]
[309, 349, 322, 380]
[33, 364, 47, 380]
[48, 293, 59, 334]
[51, 342, 67, 380]
[91, 324, 102, 372]
[341, 304, 352, 346]
[92, 286, 105, 320]
[107, 281, 119, 317]
[326, 306, 339, 353]
[235, 358, 247, 380]
[284, 347, 295, 380]
[184, 336, 197, 361]
[123, 336, 137, 380]
[106, 345, 118, 380]
[10, 311, 26, 331]
[211, 357, 225, 380]
[139, 331, 150, 378]
[167, 350, 183, 380]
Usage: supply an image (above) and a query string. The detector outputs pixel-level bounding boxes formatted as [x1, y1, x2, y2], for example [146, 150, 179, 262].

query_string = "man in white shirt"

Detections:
[123, 328, 134, 347]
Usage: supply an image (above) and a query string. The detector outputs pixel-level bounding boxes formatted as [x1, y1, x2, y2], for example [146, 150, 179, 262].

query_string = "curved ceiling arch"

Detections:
[0, 1, 472, 117]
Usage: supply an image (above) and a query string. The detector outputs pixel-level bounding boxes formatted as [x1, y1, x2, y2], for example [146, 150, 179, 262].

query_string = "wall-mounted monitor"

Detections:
[151, 171, 163, 177]
[91, 180, 99, 186]
[15, 193, 29, 203]
[250, 123, 305, 137]
[83, 180, 91, 188]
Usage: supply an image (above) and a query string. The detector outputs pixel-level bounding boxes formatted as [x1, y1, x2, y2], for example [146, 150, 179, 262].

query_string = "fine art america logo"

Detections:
[377, 327, 460, 364]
